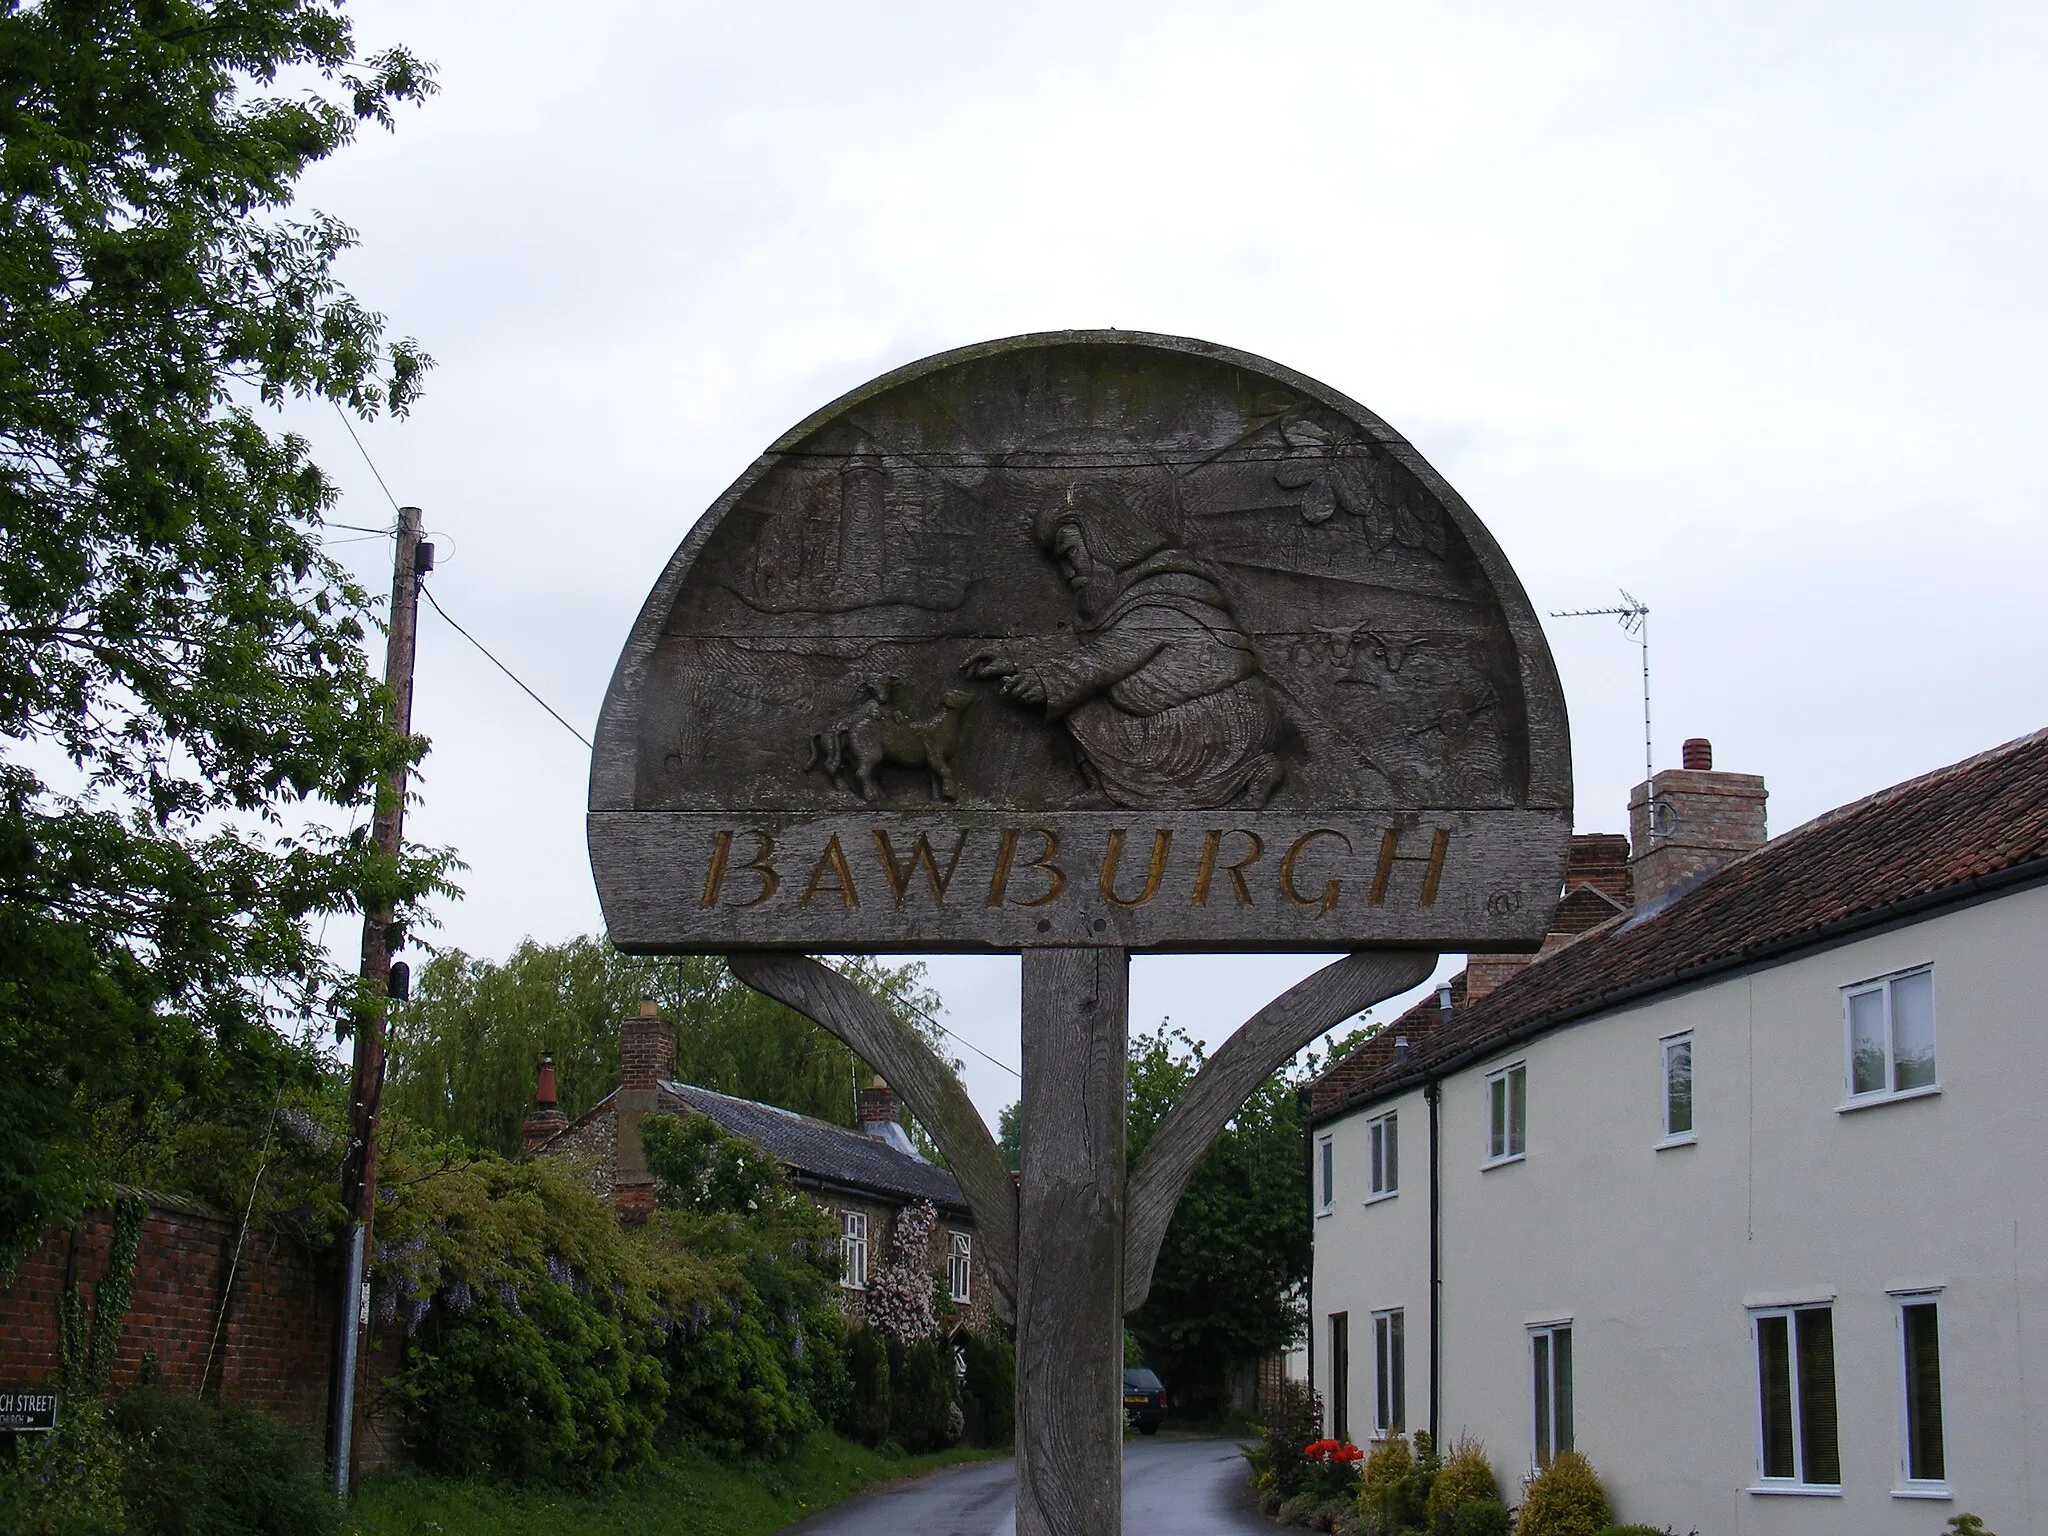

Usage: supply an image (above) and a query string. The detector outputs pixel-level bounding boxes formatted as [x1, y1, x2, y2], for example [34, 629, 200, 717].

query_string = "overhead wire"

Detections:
[329, 398, 593, 752]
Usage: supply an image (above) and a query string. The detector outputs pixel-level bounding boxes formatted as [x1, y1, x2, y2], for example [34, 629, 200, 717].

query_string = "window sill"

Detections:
[1655, 1132, 1697, 1150]
[1836, 1084, 1941, 1114]
[1363, 1189, 1398, 1207]
[1892, 1487, 1952, 1501]
[1316, 1206, 1334, 1219]
[1481, 1153, 1525, 1171]
[1746, 1484, 1842, 1498]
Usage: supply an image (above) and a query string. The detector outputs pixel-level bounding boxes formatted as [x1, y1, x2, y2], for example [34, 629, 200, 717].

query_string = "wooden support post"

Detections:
[1016, 947, 1129, 1536]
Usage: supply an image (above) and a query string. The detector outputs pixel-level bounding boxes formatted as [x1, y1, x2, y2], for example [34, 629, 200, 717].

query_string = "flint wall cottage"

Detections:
[529, 1001, 994, 1335]
[1307, 731, 2048, 1534]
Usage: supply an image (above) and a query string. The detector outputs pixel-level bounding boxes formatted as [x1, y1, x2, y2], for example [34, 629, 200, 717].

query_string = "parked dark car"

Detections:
[1123, 1366, 1167, 1434]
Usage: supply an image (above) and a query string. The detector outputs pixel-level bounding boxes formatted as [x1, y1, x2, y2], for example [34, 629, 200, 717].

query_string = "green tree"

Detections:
[1122, 1023, 1315, 1420]
[384, 936, 948, 1155]
[0, 0, 445, 1271]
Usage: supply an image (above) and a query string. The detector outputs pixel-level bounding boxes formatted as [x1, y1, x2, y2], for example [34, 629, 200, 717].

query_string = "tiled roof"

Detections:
[1312, 727, 2048, 1122]
[660, 1081, 969, 1214]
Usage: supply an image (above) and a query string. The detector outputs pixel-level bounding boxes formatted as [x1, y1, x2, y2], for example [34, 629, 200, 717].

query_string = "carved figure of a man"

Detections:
[965, 483, 1284, 809]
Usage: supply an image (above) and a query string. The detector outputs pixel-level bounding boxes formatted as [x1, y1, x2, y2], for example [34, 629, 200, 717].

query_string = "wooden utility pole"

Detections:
[327, 504, 425, 1499]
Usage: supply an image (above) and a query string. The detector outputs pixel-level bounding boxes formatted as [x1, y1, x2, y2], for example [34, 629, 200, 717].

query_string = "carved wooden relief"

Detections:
[591, 332, 1571, 951]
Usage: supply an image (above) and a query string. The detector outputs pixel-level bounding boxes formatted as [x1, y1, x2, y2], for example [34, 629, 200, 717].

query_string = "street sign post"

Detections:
[591, 332, 1570, 1535]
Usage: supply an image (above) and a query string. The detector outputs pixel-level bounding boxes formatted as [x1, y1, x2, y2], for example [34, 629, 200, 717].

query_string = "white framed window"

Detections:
[1894, 1291, 1947, 1494]
[1660, 1032, 1695, 1145]
[947, 1229, 972, 1304]
[1367, 1111, 1399, 1200]
[1371, 1308, 1406, 1435]
[1751, 1304, 1841, 1491]
[1486, 1062, 1527, 1164]
[1317, 1134, 1335, 1214]
[1842, 965, 1937, 1107]
[840, 1209, 868, 1289]
[1529, 1322, 1572, 1468]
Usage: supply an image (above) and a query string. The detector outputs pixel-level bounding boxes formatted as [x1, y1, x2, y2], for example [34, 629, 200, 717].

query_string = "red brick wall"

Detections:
[0, 1194, 400, 1462]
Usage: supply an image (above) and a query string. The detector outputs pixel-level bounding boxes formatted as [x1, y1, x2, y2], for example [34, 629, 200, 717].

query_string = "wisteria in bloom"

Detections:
[863, 1199, 940, 1343]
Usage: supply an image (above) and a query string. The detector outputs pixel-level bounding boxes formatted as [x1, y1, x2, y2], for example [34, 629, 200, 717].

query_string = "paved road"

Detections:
[783, 1436, 1271, 1535]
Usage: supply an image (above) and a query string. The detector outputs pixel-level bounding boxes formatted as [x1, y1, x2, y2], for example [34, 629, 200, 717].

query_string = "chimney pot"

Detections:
[637, 995, 659, 1018]
[1682, 737, 1713, 771]
[521, 1051, 569, 1154]
[1435, 982, 1453, 1021]
[1394, 1035, 1409, 1063]
[536, 1052, 558, 1108]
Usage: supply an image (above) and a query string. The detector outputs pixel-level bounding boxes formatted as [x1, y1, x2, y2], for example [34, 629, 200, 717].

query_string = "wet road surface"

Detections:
[782, 1436, 1271, 1535]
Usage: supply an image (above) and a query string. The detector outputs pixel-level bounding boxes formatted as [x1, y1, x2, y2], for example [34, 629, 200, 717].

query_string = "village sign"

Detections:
[590, 332, 1570, 1535]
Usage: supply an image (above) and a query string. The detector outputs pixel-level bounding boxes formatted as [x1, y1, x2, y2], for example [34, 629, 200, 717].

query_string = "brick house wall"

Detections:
[809, 1193, 995, 1337]
[0, 1194, 402, 1465]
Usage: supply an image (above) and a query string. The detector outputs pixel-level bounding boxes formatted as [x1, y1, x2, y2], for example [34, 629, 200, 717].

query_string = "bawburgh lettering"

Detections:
[697, 824, 1450, 915]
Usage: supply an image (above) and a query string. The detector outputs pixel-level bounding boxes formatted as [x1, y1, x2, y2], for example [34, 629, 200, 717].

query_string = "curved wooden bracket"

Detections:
[1121, 949, 1437, 1315]
[726, 951, 1020, 1311]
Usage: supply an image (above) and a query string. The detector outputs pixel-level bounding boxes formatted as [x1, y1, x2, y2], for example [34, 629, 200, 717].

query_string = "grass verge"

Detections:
[347, 1432, 1003, 1536]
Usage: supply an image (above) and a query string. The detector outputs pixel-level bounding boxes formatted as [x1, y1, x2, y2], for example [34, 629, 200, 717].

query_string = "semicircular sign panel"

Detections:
[591, 332, 1570, 953]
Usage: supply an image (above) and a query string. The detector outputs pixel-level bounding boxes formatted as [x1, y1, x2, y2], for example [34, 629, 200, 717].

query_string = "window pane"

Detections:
[1390, 1310, 1406, 1431]
[1385, 1116, 1398, 1192]
[1666, 1038, 1693, 1135]
[1370, 1123, 1385, 1192]
[1375, 1315, 1390, 1431]
[1509, 1066, 1527, 1156]
[1321, 1139, 1334, 1206]
[1757, 1316, 1795, 1479]
[1849, 989, 1887, 1095]
[1554, 1327, 1573, 1454]
[1532, 1333, 1552, 1468]
[1903, 1302, 1946, 1482]
[1892, 971, 1936, 1091]
[1796, 1308, 1841, 1485]
[1330, 1313, 1349, 1442]
[1490, 1077, 1506, 1158]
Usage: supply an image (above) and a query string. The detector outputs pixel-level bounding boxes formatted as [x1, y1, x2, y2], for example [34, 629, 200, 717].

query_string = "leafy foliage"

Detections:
[1357, 1432, 1428, 1535]
[642, 1112, 785, 1218]
[1243, 1377, 1323, 1500]
[838, 1326, 891, 1448]
[0, 1390, 336, 1536]
[1123, 1023, 1314, 1418]
[1517, 1451, 1613, 1536]
[385, 941, 945, 1156]
[1453, 1501, 1512, 1536]
[1426, 1435, 1501, 1533]
[0, 0, 449, 1271]
[958, 1327, 1014, 1447]
[885, 1336, 961, 1454]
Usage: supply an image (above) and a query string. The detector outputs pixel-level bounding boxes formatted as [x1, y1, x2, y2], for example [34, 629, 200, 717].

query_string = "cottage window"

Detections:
[1317, 1134, 1335, 1214]
[1843, 966, 1936, 1106]
[840, 1210, 868, 1289]
[1660, 1033, 1695, 1145]
[1895, 1292, 1947, 1492]
[1367, 1112, 1398, 1200]
[1486, 1063, 1526, 1164]
[948, 1229, 972, 1304]
[1530, 1322, 1573, 1468]
[1751, 1304, 1840, 1491]
[1372, 1308, 1405, 1435]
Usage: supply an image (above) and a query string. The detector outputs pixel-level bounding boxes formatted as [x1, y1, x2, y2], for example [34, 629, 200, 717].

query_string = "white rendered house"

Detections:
[1306, 731, 2048, 1534]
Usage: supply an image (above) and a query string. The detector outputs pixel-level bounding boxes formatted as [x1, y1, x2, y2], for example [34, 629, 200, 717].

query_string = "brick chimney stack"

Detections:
[621, 995, 674, 1090]
[1464, 833, 1640, 1000]
[521, 1053, 568, 1154]
[857, 1077, 899, 1130]
[1628, 737, 1767, 910]
[614, 997, 673, 1224]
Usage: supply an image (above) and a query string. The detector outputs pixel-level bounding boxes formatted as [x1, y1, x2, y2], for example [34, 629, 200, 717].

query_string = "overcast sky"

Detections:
[289, 0, 2048, 1124]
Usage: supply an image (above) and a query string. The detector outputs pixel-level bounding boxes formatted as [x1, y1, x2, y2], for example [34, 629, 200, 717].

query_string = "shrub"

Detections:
[1518, 1451, 1613, 1536]
[1946, 1520, 1996, 1536]
[109, 1391, 339, 1535]
[888, 1336, 961, 1454]
[1426, 1435, 1501, 1533]
[1597, 1526, 1681, 1536]
[1452, 1500, 1513, 1536]
[960, 1329, 1015, 1446]
[1242, 1378, 1323, 1499]
[1357, 1435, 1424, 1534]
[839, 1325, 891, 1447]
[0, 1396, 133, 1536]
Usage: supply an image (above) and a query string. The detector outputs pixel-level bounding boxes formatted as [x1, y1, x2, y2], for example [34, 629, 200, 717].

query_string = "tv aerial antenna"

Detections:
[1551, 589, 1653, 784]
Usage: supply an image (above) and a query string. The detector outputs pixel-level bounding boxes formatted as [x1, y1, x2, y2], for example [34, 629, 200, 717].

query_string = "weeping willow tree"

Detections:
[383, 935, 948, 1156]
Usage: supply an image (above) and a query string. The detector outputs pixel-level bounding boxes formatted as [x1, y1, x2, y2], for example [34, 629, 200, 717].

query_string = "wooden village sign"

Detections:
[590, 332, 1570, 1535]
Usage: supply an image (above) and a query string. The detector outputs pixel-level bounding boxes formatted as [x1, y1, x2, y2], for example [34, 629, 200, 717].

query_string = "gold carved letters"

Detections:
[697, 823, 1456, 919]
